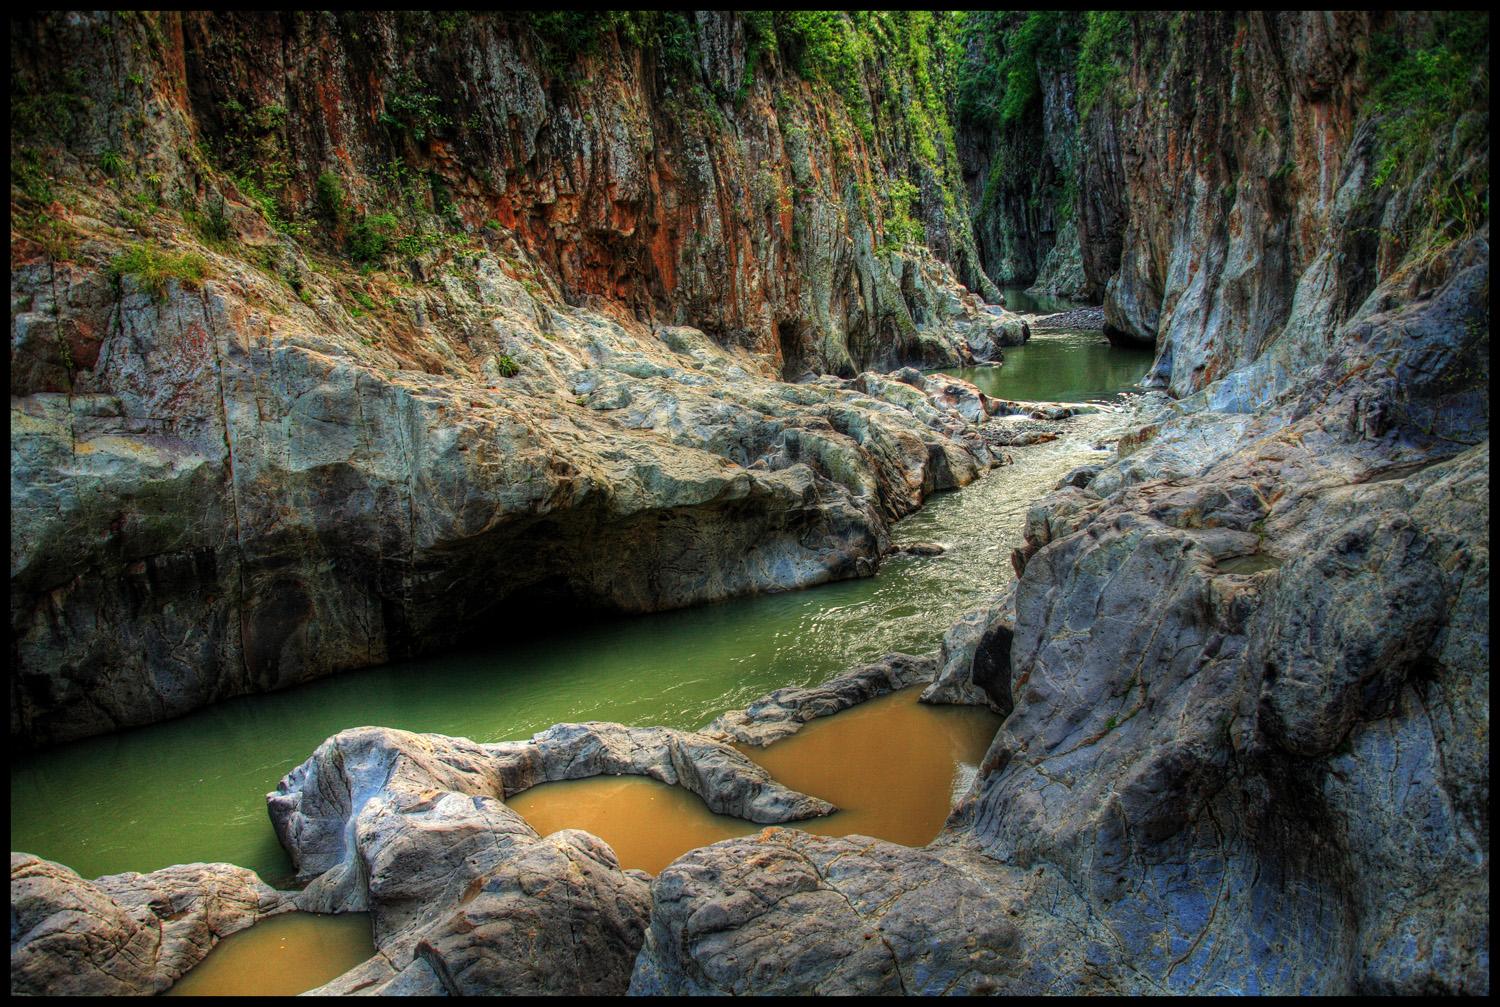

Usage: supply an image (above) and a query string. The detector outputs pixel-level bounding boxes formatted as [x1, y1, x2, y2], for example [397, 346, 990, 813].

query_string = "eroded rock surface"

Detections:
[263, 712, 845, 995]
[629, 831, 1024, 996]
[10, 11, 1017, 749]
[703, 651, 936, 747]
[9, 854, 293, 996]
[627, 240, 1490, 995]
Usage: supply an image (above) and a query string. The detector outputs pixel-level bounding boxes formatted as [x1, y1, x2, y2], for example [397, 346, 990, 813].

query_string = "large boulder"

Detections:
[9, 854, 293, 996]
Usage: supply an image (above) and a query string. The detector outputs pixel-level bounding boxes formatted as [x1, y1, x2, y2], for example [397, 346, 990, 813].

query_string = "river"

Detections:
[8, 330, 1152, 885]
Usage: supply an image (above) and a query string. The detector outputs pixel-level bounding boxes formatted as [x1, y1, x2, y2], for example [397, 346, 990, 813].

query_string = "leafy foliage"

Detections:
[378, 70, 451, 143]
[957, 12, 1081, 130]
[1366, 13, 1489, 244]
[1076, 12, 1132, 120]
[109, 242, 210, 301]
[348, 212, 398, 262]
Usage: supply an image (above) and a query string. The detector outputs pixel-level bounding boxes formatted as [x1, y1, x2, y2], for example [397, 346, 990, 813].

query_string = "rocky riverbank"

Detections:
[11, 11, 1030, 749]
[1031, 304, 1105, 331]
[629, 234, 1492, 996]
[9, 648, 956, 996]
[11, 288, 1490, 990]
[8, 9, 1488, 998]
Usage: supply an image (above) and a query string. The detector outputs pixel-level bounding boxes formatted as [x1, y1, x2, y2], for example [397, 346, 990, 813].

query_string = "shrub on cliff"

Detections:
[108, 242, 210, 301]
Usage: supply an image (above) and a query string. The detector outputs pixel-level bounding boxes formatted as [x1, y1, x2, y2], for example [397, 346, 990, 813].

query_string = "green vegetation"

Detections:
[880, 176, 925, 251]
[519, 12, 697, 81]
[746, 12, 875, 139]
[348, 212, 398, 262]
[108, 241, 209, 301]
[213, 98, 303, 237]
[379, 70, 451, 143]
[98, 148, 126, 178]
[12, 148, 57, 207]
[186, 192, 233, 245]
[957, 12, 1080, 130]
[1076, 12, 1132, 120]
[315, 172, 347, 227]
[494, 353, 521, 378]
[10, 66, 93, 144]
[1366, 13, 1489, 245]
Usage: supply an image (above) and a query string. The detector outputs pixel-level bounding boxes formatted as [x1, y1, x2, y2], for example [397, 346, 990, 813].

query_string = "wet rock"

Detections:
[628, 831, 1023, 996]
[631, 253, 1491, 995]
[1032, 305, 1106, 332]
[919, 373, 990, 425]
[920, 589, 1015, 714]
[9, 854, 294, 996]
[404, 831, 651, 996]
[890, 541, 947, 557]
[704, 652, 937, 748]
[489, 723, 837, 823]
[1054, 464, 1102, 490]
[265, 715, 839, 995]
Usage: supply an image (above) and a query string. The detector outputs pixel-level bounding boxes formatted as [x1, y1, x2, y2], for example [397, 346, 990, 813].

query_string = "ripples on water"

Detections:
[10, 332, 1141, 884]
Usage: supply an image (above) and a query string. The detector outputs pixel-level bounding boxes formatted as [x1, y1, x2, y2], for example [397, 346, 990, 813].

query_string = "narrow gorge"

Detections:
[10, 10, 1489, 996]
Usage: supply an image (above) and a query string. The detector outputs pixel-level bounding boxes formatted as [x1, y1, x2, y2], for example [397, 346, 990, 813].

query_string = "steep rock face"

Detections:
[1077, 11, 1488, 400]
[956, 16, 1088, 299]
[136, 10, 994, 375]
[960, 64, 1092, 295]
[9, 12, 1028, 746]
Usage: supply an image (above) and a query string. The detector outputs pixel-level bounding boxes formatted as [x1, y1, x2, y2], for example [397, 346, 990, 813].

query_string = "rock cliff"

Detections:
[8, 8, 1490, 998]
[1076, 12, 1488, 400]
[11, 11, 1022, 745]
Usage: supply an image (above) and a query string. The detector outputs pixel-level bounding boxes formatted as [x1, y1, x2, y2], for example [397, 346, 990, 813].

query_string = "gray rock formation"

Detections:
[627, 237, 1490, 995]
[9, 854, 294, 996]
[10, 257, 1001, 749]
[628, 831, 1022, 996]
[258, 712, 849, 994]
[919, 589, 1015, 714]
[10, 10, 1021, 750]
[703, 651, 936, 747]
[262, 651, 951, 995]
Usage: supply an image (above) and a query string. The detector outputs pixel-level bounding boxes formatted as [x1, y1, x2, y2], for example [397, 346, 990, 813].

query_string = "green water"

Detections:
[995, 285, 1086, 316]
[950, 330, 1154, 403]
[9, 340, 1148, 886]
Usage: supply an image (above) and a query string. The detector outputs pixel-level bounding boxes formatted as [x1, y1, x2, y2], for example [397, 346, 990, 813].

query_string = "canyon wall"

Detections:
[628, 10, 1491, 988]
[956, 12, 1487, 407]
[10, 11, 1018, 746]
[1076, 11, 1488, 400]
[955, 13, 1088, 300]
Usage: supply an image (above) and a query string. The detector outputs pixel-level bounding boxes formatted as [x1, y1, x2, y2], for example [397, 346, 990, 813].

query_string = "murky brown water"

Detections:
[739, 687, 1003, 847]
[162, 911, 373, 997]
[507, 688, 1002, 873]
[507, 776, 762, 874]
